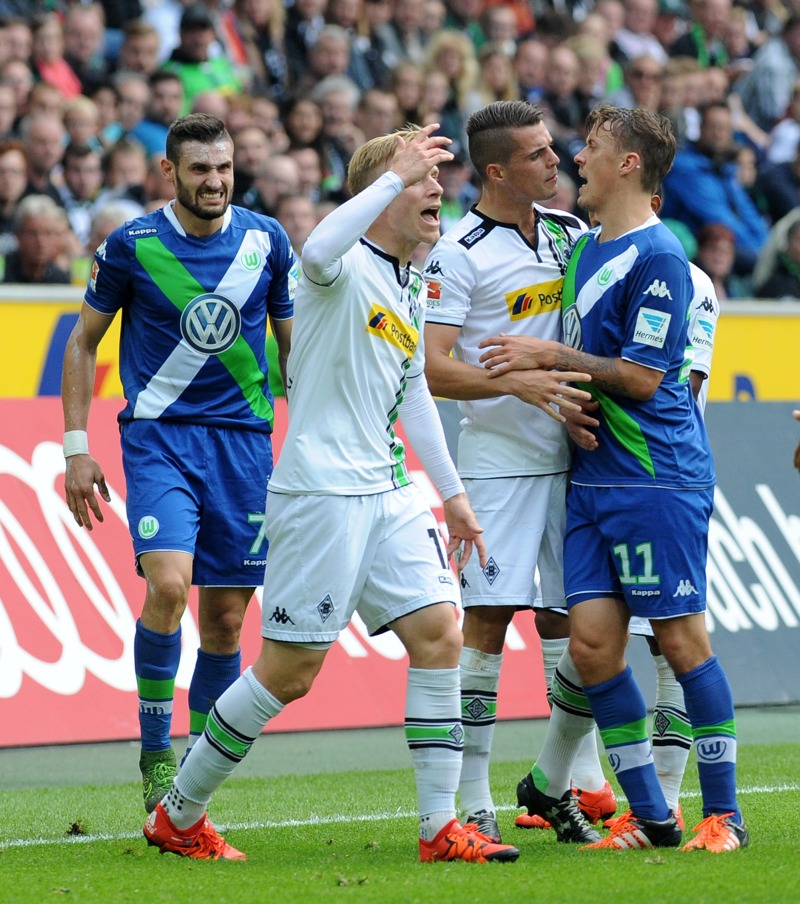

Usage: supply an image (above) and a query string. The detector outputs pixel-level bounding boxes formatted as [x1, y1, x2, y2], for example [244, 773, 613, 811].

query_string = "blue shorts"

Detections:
[121, 420, 272, 587]
[564, 483, 713, 620]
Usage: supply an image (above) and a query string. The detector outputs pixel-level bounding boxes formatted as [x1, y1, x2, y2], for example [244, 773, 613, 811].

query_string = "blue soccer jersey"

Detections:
[86, 202, 294, 432]
[562, 218, 714, 488]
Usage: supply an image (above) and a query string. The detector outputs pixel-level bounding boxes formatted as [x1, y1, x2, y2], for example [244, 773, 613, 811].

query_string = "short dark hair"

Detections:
[166, 113, 231, 164]
[466, 100, 545, 182]
[585, 104, 676, 195]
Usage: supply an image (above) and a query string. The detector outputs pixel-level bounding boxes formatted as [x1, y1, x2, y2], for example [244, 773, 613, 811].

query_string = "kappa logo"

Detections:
[673, 579, 698, 597]
[463, 227, 485, 244]
[700, 296, 715, 312]
[423, 259, 443, 276]
[180, 292, 242, 354]
[268, 606, 295, 625]
[643, 278, 673, 299]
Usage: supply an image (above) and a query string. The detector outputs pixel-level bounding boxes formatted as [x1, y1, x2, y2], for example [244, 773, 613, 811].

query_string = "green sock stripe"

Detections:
[599, 717, 649, 748]
[693, 719, 737, 740]
[188, 710, 209, 735]
[205, 710, 252, 759]
[137, 677, 175, 700]
[405, 722, 463, 747]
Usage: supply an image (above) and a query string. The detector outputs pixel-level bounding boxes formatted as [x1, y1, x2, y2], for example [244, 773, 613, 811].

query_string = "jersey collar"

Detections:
[163, 200, 233, 237]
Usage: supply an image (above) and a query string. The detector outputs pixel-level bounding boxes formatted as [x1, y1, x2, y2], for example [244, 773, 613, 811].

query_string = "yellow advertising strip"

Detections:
[1, 293, 798, 400]
[707, 303, 800, 402]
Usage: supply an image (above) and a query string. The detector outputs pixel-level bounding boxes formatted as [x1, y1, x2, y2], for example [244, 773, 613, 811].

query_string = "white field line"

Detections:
[2, 782, 798, 850]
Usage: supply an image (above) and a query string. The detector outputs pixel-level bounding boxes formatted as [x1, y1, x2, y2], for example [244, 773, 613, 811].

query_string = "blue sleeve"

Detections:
[84, 226, 132, 316]
[621, 249, 691, 372]
[265, 224, 295, 321]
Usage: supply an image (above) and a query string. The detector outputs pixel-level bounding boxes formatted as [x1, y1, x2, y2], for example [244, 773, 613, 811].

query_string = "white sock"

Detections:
[405, 666, 461, 842]
[533, 648, 597, 797]
[540, 636, 568, 697]
[652, 654, 691, 811]
[458, 646, 502, 818]
[168, 667, 283, 829]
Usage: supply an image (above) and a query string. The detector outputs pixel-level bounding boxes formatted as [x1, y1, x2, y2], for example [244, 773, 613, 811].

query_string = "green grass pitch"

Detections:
[1, 723, 799, 903]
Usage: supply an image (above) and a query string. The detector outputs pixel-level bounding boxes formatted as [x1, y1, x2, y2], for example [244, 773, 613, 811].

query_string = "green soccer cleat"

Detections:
[139, 747, 177, 814]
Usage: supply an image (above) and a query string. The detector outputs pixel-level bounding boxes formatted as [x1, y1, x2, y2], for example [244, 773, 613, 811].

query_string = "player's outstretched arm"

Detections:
[61, 303, 114, 530]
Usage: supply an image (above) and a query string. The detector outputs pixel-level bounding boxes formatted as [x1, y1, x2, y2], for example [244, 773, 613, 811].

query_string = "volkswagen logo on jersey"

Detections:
[180, 292, 242, 354]
[562, 304, 582, 350]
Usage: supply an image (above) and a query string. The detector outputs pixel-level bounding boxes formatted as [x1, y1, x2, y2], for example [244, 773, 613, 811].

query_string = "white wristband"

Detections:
[63, 430, 89, 457]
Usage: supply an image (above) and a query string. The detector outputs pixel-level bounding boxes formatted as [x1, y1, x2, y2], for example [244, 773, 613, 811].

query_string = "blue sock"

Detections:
[134, 619, 181, 751]
[183, 647, 242, 765]
[585, 666, 670, 822]
[677, 656, 741, 822]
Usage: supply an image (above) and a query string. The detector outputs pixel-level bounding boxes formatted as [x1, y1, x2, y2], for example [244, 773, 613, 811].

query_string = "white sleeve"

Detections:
[301, 171, 405, 285]
[687, 263, 719, 379]
[399, 373, 464, 501]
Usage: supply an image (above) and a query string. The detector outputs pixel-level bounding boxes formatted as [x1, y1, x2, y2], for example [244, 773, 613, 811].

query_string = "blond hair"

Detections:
[347, 126, 422, 196]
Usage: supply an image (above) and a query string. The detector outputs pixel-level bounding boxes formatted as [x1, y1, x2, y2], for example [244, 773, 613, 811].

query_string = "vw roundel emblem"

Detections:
[562, 305, 582, 351]
[180, 293, 241, 354]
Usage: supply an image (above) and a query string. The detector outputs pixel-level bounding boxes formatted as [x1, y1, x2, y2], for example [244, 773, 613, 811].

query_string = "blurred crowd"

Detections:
[3, 0, 800, 298]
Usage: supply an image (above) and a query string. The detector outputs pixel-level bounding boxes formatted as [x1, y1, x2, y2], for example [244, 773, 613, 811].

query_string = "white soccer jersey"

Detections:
[422, 205, 587, 477]
[269, 235, 429, 495]
[687, 262, 719, 415]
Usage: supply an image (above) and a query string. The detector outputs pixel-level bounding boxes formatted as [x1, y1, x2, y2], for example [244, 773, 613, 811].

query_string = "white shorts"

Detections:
[459, 474, 567, 612]
[260, 484, 460, 643]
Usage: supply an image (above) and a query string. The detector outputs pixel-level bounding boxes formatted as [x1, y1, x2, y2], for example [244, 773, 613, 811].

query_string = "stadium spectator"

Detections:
[310, 74, 364, 201]
[734, 15, 800, 132]
[0, 59, 34, 121]
[356, 87, 401, 140]
[481, 3, 520, 58]
[130, 70, 184, 156]
[63, 95, 104, 153]
[116, 19, 162, 77]
[693, 222, 747, 301]
[283, 95, 325, 150]
[20, 111, 66, 204]
[610, 53, 664, 111]
[113, 70, 151, 139]
[162, 3, 242, 114]
[669, 0, 732, 69]
[615, 0, 669, 66]
[244, 153, 301, 217]
[376, 0, 428, 68]
[284, 0, 327, 89]
[388, 60, 425, 124]
[576, 11, 626, 96]
[443, 0, 487, 51]
[273, 189, 316, 256]
[0, 138, 28, 255]
[661, 100, 769, 274]
[514, 36, 548, 104]
[766, 78, 800, 164]
[295, 23, 356, 94]
[58, 143, 105, 247]
[470, 43, 519, 108]
[85, 200, 138, 257]
[2, 15, 32, 64]
[0, 82, 19, 139]
[30, 11, 83, 99]
[95, 136, 149, 213]
[538, 42, 585, 173]
[422, 29, 479, 142]
[231, 124, 273, 205]
[753, 215, 800, 300]
[63, 2, 109, 96]
[287, 145, 323, 201]
[222, 0, 290, 103]
[2, 194, 71, 284]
